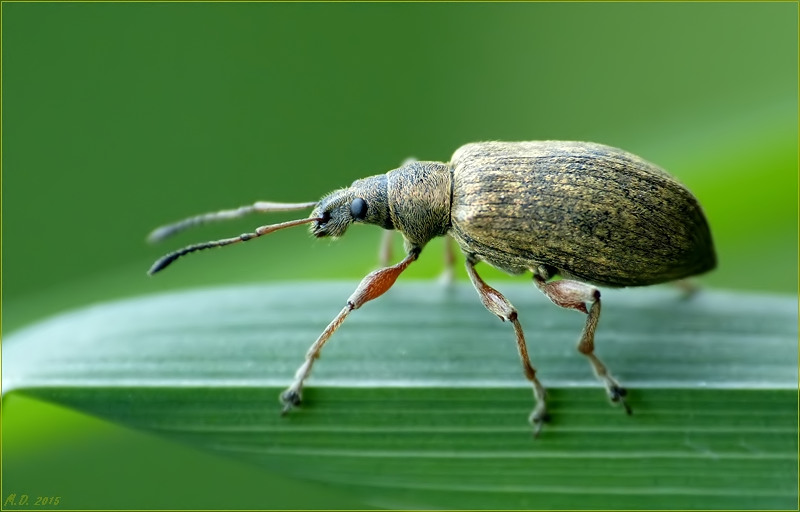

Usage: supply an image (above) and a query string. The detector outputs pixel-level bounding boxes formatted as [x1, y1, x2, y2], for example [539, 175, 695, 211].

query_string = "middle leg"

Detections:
[464, 255, 548, 436]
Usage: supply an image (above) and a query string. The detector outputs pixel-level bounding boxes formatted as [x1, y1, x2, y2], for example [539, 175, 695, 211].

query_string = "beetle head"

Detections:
[311, 174, 393, 238]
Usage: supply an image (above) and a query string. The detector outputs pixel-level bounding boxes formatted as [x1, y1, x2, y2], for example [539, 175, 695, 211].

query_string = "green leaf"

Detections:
[3, 283, 798, 509]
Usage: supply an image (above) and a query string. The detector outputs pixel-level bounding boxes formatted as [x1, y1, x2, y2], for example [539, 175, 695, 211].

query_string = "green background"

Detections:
[2, 1, 797, 509]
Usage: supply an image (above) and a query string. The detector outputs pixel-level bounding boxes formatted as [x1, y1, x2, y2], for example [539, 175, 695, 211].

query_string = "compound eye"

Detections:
[350, 197, 368, 220]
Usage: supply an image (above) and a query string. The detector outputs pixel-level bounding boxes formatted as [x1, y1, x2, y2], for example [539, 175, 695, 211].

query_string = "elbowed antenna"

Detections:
[147, 201, 318, 243]
[148, 216, 322, 275]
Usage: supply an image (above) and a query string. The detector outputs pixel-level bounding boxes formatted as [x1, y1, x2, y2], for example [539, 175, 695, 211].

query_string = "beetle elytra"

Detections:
[148, 141, 716, 436]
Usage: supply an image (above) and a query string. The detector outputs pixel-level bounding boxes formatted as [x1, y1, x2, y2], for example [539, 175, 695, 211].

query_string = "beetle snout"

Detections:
[310, 189, 355, 239]
[311, 215, 329, 237]
[310, 209, 337, 238]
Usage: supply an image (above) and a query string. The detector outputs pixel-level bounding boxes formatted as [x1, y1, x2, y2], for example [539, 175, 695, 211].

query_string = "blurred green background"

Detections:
[2, 1, 797, 509]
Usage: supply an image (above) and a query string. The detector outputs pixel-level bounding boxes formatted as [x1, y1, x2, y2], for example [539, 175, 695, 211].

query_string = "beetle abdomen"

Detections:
[449, 141, 716, 287]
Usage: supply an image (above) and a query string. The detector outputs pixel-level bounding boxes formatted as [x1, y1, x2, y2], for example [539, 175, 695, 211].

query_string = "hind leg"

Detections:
[533, 269, 631, 414]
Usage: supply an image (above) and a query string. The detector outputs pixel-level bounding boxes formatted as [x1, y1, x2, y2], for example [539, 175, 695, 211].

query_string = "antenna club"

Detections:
[147, 226, 175, 244]
[148, 252, 179, 275]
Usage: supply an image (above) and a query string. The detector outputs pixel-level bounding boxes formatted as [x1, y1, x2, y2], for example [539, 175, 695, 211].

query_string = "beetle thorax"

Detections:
[387, 161, 452, 247]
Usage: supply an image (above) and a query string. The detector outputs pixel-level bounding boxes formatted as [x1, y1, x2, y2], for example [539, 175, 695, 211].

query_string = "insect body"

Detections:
[148, 141, 716, 436]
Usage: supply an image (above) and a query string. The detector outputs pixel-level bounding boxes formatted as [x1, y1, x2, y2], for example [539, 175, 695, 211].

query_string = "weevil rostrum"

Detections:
[148, 141, 716, 436]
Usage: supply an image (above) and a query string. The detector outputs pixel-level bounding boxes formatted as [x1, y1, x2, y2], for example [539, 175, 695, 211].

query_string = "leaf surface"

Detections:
[3, 283, 798, 509]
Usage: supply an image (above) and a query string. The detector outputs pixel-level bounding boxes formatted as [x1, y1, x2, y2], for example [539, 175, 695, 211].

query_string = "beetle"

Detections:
[148, 140, 716, 436]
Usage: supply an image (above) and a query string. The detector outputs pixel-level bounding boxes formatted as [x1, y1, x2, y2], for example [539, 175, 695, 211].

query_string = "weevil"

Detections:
[148, 141, 716, 436]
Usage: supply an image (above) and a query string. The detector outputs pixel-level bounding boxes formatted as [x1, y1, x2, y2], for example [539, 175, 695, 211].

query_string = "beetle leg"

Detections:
[674, 278, 700, 298]
[378, 229, 394, 267]
[465, 256, 548, 437]
[438, 235, 456, 285]
[533, 273, 632, 415]
[280, 249, 420, 415]
[380, 232, 455, 284]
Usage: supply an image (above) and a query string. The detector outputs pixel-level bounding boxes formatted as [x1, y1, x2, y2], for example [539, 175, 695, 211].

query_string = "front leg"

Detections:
[379, 231, 456, 285]
[280, 248, 420, 414]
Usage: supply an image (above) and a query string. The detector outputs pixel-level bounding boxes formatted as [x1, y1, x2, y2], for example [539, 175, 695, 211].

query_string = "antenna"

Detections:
[147, 201, 317, 243]
[148, 216, 322, 275]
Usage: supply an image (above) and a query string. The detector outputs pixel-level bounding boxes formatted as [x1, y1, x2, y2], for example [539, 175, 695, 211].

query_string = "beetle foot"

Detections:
[607, 385, 632, 415]
[279, 387, 303, 416]
[529, 407, 550, 438]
